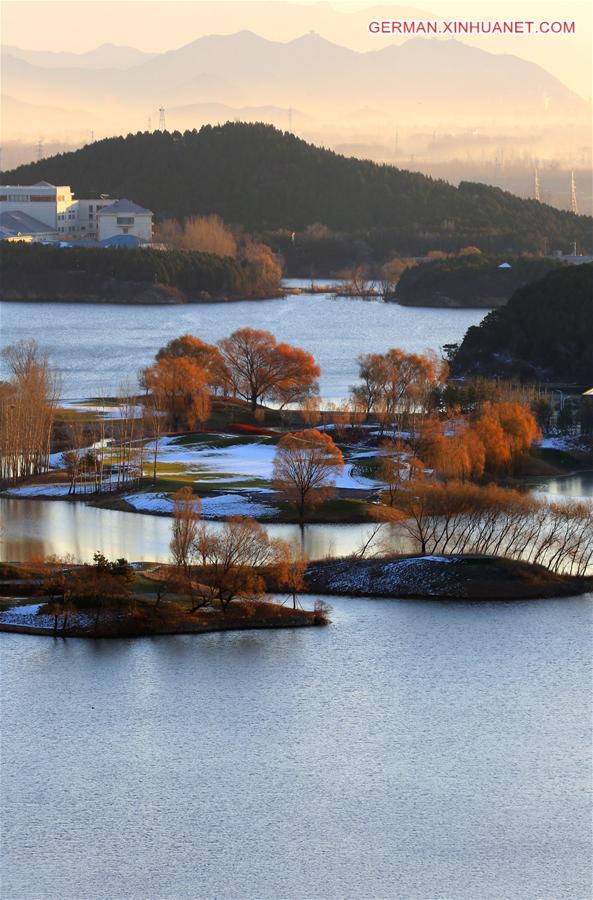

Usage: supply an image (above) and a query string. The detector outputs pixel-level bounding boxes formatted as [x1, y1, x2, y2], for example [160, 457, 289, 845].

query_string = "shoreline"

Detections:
[3, 463, 591, 524]
[0, 618, 322, 639]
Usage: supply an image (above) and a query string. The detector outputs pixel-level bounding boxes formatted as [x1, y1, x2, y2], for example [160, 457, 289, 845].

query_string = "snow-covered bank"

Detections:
[305, 555, 593, 600]
[122, 491, 279, 518]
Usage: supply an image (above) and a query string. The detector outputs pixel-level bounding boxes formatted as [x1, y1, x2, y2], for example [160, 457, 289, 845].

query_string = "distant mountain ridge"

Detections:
[1, 32, 587, 121]
[2, 122, 590, 256]
[1, 42, 156, 69]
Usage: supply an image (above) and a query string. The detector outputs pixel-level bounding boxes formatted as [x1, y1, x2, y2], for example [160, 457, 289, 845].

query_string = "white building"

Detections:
[0, 181, 153, 244]
[97, 199, 153, 242]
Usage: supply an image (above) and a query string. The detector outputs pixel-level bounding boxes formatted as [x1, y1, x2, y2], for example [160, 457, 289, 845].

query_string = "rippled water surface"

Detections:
[2, 595, 591, 899]
[0, 293, 486, 400]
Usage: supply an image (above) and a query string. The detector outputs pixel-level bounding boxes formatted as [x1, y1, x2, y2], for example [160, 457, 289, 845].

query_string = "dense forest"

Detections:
[3, 123, 591, 256]
[451, 264, 593, 383]
[0, 242, 272, 299]
[396, 255, 567, 308]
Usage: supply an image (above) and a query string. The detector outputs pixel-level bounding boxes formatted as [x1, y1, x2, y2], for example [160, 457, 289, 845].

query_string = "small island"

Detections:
[0, 554, 331, 639]
[2, 551, 591, 640]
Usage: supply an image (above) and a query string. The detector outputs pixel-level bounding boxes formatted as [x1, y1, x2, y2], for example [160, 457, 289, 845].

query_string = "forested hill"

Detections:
[3, 123, 591, 253]
[451, 263, 593, 383]
[395, 255, 567, 308]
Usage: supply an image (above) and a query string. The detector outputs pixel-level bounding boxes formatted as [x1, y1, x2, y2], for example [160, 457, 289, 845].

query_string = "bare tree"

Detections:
[273, 429, 344, 520]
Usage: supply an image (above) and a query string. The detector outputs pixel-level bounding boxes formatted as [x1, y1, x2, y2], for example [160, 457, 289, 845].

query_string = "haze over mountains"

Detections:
[3, 31, 587, 131]
[1, 30, 590, 212]
[2, 42, 157, 70]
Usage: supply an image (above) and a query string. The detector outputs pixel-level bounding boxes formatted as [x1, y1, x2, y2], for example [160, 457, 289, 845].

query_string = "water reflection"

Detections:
[0, 497, 382, 563]
[2, 470, 592, 564]
[531, 471, 593, 502]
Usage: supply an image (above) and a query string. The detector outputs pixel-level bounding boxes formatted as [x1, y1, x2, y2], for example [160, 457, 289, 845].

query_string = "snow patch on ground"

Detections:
[314, 555, 462, 596]
[201, 494, 278, 518]
[0, 603, 93, 630]
[539, 435, 584, 451]
[155, 436, 380, 489]
[122, 491, 278, 519]
[122, 492, 173, 513]
[3, 484, 72, 497]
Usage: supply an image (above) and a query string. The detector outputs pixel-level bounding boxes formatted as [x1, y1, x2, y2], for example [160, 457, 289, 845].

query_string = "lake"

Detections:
[0, 496, 391, 562]
[1, 593, 591, 899]
[1, 283, 591, 898]
[0, 291, 486, 401]
[2, 471, 591, 565]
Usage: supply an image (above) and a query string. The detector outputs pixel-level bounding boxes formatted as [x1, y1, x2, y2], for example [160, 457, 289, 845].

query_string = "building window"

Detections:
[116, 216, 134, 226]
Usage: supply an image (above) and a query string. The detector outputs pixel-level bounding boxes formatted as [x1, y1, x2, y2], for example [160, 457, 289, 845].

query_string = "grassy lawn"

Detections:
[273, 496, 374, 524]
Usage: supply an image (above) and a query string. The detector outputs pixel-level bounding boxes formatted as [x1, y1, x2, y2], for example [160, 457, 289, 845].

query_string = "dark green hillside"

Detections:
[451, 263, 593, 382]
[3, 123, 591, 254]
[396, 255, 567, 308]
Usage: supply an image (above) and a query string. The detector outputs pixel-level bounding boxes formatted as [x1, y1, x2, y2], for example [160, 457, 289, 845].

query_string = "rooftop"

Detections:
[99, 198, 152, 215]
[0, 182, 58, 190]
[0, 210, 56, 237]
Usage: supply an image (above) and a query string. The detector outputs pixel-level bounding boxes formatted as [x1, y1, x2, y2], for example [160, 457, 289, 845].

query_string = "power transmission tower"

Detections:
[90, 129, 95, 142]
[37, 137, 44, 161]
[288, 106, 293, 132]
[533, 167, 540, 201]
[148, 116, 152, 132]
[158, 107, 166, 131]
[570, 171, 578, 214]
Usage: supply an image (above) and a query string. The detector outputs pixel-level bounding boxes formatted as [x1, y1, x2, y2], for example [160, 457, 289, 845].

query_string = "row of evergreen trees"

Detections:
[0, 242, 250, 296]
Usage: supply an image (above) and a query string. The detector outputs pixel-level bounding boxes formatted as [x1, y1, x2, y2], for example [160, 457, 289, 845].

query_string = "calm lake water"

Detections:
[2, 472, 591, 565]
[0, 497, 387, 563]
[2, 594, 591, 899]
[2, 294, 591, 898]
[0, 292, 486, 401]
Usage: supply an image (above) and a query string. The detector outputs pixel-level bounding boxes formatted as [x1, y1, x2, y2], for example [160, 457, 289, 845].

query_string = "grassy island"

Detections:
[0, 595, 327, 638]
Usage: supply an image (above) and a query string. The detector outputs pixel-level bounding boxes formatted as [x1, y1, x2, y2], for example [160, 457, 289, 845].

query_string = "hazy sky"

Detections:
[2, 0, 591, 97]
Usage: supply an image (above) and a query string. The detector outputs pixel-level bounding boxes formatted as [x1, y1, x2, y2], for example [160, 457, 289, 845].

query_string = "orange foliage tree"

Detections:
[155, 334, 228, 393]
[218, 327, 320, 411]
[156, 214, 237, 257]
[416, 419, 486, 481]
[352, 348, 447, 429]
[273, 429, 344, 520]
[474, 401, 540, 473]
[273, 541, 309, 608]
[193, 516, 279, 611]
[143, 357, 211, 430]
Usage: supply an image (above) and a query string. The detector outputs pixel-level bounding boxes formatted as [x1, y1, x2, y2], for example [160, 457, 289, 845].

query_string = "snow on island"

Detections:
[122, 491, 279, 518]
[305, 555, 593, 600]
